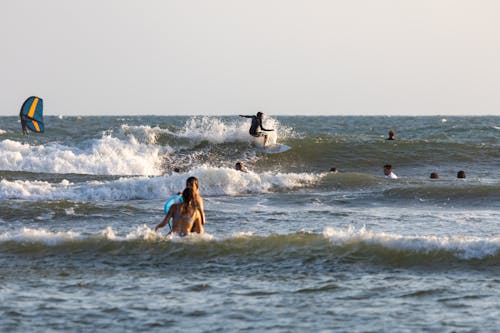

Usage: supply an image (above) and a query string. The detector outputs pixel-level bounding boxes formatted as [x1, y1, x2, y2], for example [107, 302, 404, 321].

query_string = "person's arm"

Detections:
[198, 197, 205, 225]
[192, 211, 204, 234]
[154, 205, 175, 232]
[239, 115, 253, 118]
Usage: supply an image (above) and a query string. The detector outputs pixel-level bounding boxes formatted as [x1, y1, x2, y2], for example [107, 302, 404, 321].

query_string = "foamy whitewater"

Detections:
[1, 115, 500, 332]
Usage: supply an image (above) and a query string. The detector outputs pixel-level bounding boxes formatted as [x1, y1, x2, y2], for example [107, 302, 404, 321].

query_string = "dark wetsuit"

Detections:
[240, 115, 273, 137]
[19, 112, 28, 135]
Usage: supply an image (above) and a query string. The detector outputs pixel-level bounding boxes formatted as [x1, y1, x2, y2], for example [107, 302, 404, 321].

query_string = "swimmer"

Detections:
[457, 170, 466, 179]
[239, 112, 274, 146]
[235, 162, 248, 173]
[155, 187, 203, 235]
[329, 167, 338, 173]
[430, 172, 439, 179]
[185, 176, 205, 225]
[386, 130, 396, 140]
[383, 164, 398, 179]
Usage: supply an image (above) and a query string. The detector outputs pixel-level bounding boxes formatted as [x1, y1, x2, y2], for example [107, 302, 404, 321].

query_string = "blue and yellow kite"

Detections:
[20, 96, 44, 134]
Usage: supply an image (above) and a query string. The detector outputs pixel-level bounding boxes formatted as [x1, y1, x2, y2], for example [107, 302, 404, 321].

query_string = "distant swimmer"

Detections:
[457, 170, 466, 179]
[155, 187, 204, 236]
[383, 164, 398, 179]
[430, 172, 439, 179]
[329, 167, 338, 173]
[239, 112, 274, 146]
[235, 162, 248, 173]
[386, 130, 396, 140]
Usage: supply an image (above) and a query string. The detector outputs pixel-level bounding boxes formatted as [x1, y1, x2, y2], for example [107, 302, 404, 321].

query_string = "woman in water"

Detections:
[155, 187, 203, 236]
[185, 176, 205, 226]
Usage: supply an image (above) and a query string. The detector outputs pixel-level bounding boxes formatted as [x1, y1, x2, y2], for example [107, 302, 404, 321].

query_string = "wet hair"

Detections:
[235, 162, 242, 170]
[186, 176, 199, 190]
[383, 164, 392, 170]
[329, 167, 337, 172]
[457, 170, 466, 179]
[430, 172, 439, 179]
[181, 187, 196, 214]
[257, 112, 263, 118]
[182, 187, 194, 205]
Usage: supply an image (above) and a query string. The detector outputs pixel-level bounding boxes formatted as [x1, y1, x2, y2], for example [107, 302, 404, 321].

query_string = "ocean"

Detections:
[1, 115, 500, 332]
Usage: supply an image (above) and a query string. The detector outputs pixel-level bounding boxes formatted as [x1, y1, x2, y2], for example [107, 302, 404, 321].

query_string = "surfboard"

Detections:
[164, 194, 183, 214]
[260, 143, 292, 154]
[252, 133, 291, 154]
[164, 194, 183, 230]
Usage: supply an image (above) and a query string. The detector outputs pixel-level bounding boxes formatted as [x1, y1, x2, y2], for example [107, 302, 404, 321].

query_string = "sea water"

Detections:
[1, 115, 500, 332]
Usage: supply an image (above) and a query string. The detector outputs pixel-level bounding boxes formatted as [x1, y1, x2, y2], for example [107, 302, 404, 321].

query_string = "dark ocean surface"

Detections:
[1, 115, 500, 332]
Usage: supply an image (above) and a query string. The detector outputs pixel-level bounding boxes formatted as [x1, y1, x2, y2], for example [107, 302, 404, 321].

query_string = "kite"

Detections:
[20, 96, 44, 134]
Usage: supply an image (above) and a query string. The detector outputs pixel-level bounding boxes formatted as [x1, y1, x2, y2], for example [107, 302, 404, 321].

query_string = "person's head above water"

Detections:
[257, 112, 263, 119]
[383, 164, 393, 175]
[430, 172, 439, 179]
[387, 130, 395, 140]
[182, 187, 195, 206]
[457, 170, 466, 179]
[186, 176, 199, 191]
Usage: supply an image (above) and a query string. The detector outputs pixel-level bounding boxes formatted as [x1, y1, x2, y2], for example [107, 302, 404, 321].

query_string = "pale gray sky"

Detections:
[2, 0, 499, 116]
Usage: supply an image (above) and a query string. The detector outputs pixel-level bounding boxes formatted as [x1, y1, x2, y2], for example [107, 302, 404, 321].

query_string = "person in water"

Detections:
[185, 176, 205, 226]
[155, 187, 203, 236]
[235, 161, 248, 173]
[239, 112, 274, 146]
[20, 112, 29, 135]
[457, 170, 466, 179]
[430, 172, 439, 179]
[386, 130, 396, 140]
[383, 164, 398, 179]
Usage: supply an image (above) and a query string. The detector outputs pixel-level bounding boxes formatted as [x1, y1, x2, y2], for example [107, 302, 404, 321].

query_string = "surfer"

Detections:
[155, 187, 203, 235]
[383, 164, 398, 179]
[239, 112, 274, 147]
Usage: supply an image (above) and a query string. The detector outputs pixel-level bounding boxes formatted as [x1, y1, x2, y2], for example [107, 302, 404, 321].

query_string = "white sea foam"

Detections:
[0, 228, 81, 245]
[323, 226, 500, 259]
[0, 129, 6, 135]
[120, 124, 168, 145]
[0, 136, 165, 176]
[0, 166, 322, 201]
[175, 116, 294, 144]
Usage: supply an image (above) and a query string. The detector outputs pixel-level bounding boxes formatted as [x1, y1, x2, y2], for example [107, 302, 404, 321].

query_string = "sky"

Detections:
[1, 0, 500, 116]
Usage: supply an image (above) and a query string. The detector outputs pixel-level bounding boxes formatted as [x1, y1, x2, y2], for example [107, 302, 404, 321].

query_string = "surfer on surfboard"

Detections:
[239, 112, 274, 147]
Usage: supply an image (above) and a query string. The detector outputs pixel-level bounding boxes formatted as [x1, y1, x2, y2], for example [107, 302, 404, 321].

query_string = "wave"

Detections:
[173, 116, 295, 144]
[0, 136, 165, 176]
[280, 138, 500, 172]
[382, 183, 500, 205]
[0, 116, 297, 177]
[1, 116, 499, 179]
[0, 166, 322, 201]
[2, 226, 500, 267]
